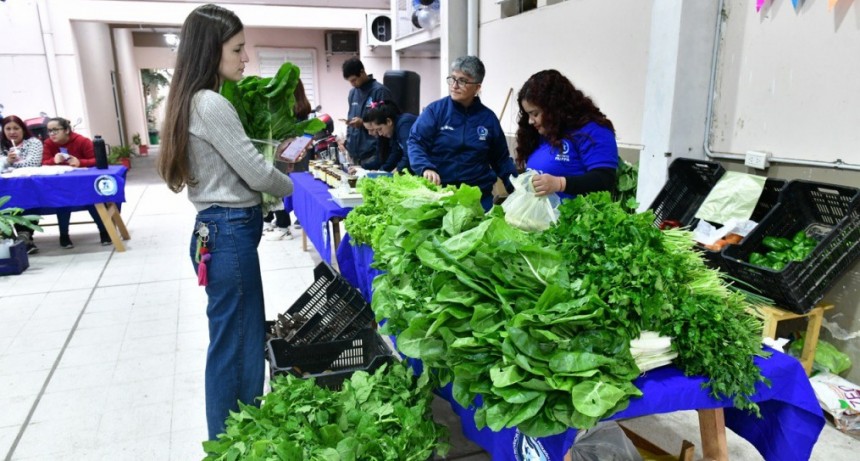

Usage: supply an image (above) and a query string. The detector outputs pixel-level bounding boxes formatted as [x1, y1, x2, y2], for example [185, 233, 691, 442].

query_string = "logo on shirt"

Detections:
[364, 96, 375, 108]
[555, 140, 571, 163]
[477, 126, 488, 141]
[440, 125, 455, 131]
[512, 430, 549, 461]
[93, 175, 118, 197]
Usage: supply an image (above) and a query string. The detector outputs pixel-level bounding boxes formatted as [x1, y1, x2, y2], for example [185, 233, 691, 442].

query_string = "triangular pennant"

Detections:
[756, 0, 767, 12]
[828, 0, 839, 10]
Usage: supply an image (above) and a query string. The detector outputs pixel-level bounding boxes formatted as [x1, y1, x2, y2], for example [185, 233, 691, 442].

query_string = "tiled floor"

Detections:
[1, 153, 857, 460]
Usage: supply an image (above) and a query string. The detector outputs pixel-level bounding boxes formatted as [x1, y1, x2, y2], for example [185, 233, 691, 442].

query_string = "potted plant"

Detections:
[141, 69, 170, 146]
[0, 195, 42, 275]
[132, 132, 148, 156]
[109, 145, 134, 169]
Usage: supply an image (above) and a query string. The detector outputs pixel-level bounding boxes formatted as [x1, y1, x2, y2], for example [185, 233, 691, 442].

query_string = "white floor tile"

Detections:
[29, 386, 110, 423]
[0, 395, 37, 428]
[96, 401, 173, 443]
[45, 361, 115, 393]
[11, 416, 100, 459]
[170, 427, 208, 461]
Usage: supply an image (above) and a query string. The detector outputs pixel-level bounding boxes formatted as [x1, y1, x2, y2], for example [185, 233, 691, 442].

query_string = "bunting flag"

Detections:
[756, 0, 767, 12]
[828, 0, 839, 10]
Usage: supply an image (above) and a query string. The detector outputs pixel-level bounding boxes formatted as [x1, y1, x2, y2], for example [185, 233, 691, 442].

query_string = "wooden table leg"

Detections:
[698, 408, 728, 461]
[801, 306, 825, 375]
[332, 218, 342, 250]
[93, 203, 127, 252]
[302, 229, 308, 251]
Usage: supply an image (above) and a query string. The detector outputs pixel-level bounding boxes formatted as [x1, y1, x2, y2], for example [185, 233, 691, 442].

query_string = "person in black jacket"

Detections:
[342, 57, 392, 169]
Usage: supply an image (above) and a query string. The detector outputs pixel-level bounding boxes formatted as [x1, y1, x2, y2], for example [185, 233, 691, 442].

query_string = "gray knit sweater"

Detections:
[186, 89, 293, 212]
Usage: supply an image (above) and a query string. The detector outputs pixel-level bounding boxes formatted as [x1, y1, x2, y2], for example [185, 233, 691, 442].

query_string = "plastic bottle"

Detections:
[94, 135, 108, 169]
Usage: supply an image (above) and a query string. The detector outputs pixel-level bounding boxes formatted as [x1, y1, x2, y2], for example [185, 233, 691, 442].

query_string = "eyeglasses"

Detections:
[446, 76, 478, 87]
[47, 128, 64, 134]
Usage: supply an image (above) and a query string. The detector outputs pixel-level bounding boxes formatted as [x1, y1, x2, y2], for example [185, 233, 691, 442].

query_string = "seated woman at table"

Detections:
[1, 115, 45, 253]
[1, 115, 44, 169]
[41, 117, 111, 249]
[515, 69, 618, 199]
[362, 100, 415, 174]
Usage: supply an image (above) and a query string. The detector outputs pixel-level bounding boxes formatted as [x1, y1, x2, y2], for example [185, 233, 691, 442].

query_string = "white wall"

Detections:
[477, 0, 652, 144]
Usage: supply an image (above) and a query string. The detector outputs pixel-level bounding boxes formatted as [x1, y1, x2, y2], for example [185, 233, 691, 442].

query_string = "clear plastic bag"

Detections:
[501, 172, 560, 232]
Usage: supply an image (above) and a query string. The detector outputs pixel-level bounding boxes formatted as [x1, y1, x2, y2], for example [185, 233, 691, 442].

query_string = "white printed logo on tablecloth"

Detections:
[513, 429, 549, 461]
[94, 175, 118, 197]
[321, 221, 329, 252]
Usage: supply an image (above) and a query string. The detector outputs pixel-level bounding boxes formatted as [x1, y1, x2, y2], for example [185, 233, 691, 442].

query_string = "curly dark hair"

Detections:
[514, 69, 615, 170]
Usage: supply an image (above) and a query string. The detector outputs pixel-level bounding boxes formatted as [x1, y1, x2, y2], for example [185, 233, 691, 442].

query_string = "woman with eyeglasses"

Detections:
[408, 55, 516, 211]
[515, 69, 618, 200]
[1, 115, 45, 254]
[42, 117, 96, 168]
[40, 117, 112, 249]
[361, 100, 416, 174]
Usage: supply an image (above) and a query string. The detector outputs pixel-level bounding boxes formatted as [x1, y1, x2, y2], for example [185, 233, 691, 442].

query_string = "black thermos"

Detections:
[94, 135, 108, 169]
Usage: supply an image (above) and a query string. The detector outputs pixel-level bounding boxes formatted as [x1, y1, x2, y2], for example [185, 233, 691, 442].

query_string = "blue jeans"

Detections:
[189, 205, 265, 440]
[56, 206, 108, 237]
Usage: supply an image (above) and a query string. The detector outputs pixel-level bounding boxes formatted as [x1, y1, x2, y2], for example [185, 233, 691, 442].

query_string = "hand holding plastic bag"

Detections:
[501, 171, 560, 232]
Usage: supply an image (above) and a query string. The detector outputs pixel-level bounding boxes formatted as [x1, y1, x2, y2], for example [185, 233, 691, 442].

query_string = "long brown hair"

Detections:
[293, 80, 312, 121]
[514, 69, 615, 170]
[157, 4, 243, 192]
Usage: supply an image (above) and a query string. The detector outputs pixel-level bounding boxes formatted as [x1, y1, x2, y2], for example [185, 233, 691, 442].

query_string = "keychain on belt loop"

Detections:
[195, 223, 211, 286]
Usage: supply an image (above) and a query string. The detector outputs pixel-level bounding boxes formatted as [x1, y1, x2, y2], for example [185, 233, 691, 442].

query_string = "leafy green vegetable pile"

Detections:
[203, 362, 449, 461]
[348, 176, 766, 437]
[344, 174, 449, 247]
[220, 62, 325, 210]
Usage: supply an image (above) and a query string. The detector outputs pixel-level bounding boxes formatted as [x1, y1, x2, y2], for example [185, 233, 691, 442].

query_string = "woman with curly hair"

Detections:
[515, 69, 618, 199]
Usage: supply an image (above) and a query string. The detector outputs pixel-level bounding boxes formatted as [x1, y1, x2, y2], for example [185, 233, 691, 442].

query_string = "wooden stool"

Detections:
[756, 303, 834, 375]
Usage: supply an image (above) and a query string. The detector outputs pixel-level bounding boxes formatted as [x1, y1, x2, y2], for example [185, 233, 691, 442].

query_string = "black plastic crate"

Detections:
[271, 261, 374, 345]
[698, 177, 786, 269]
[722, 180, 860, 313]
[0, 241, 29, 276]
[649, 158, 726, 229]
[267, 328, 395, 389]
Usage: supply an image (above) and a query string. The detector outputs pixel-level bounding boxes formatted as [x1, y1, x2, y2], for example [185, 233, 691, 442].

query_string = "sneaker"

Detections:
[263, 221, 277, 232]
[293, 222, 302, 230]
[26, 242, 39, 255]
[59, 235, 74, 249]
[266, 228, 293, 241]
[100, 234, 113, 246]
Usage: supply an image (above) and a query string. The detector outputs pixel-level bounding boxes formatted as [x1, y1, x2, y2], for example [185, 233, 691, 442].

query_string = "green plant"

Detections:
[131, 132, 142, 146]
[615, 159, 638, 210]
[141, 69, 170, 130]
[0, 196, 43, 239]
[108, 145, 134, 164]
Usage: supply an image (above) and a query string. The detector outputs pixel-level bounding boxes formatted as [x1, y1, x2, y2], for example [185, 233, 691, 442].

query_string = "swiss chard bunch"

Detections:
[202, 361, 449, 461]
[371, 181, 643, 437]
[220, 62, 325, 210]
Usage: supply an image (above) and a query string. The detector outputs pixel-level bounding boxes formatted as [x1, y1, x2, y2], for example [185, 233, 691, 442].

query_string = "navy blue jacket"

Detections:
[408, 96, 515, 193]
[380, 113, 417, 172]
[345, 77, 392, 167]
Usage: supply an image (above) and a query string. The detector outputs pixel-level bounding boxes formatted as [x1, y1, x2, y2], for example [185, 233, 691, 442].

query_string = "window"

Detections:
[257, 48, 318, 107]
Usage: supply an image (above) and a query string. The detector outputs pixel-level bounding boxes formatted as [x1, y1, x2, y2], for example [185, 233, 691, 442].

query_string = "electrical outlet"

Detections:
[744, 151, 770, 169]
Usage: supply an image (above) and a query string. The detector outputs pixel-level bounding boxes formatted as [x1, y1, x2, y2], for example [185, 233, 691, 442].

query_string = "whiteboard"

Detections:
[710, 0, 860, 165]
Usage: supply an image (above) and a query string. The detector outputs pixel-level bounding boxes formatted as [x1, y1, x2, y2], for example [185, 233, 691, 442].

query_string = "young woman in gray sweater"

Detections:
[157, 3, 294, 441]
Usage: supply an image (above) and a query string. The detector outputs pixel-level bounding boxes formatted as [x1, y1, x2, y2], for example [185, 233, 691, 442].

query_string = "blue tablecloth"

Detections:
[290, 172, 352, 263]
[0, 165, 127, 213]
[335, 235, 825, 461]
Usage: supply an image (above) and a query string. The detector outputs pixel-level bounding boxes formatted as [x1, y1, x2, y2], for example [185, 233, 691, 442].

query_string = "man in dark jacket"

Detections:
[343, 58, 392, 169]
